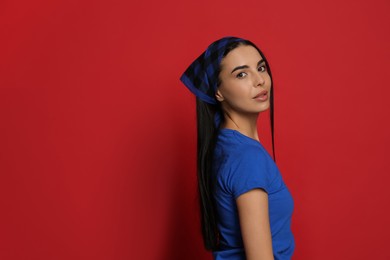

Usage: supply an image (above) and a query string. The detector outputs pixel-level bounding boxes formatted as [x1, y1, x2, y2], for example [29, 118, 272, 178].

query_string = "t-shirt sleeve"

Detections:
[226, 146, 272, 199]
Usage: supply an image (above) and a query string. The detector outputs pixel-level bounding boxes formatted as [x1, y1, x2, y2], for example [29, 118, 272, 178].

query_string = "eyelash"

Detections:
[236, 65, 267, 79]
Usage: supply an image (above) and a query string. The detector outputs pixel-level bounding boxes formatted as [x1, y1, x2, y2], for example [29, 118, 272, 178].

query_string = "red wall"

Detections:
[1, 0, 389, 259]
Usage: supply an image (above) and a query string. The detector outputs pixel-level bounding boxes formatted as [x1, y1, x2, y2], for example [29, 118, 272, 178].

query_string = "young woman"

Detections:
[180, 37, 295, 260]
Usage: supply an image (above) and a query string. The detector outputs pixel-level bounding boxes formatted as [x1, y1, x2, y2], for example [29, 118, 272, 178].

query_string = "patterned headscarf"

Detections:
[180, 36, 248, 105]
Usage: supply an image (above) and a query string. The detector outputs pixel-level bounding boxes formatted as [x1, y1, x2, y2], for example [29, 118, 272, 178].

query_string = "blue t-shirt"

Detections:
[212, 128, 295, 260]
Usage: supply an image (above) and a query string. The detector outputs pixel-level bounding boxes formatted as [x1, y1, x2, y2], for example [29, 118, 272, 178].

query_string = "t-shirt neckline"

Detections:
[219, 128, 262, 146]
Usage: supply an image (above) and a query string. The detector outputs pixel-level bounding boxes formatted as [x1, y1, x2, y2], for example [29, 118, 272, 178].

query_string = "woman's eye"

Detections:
[236, 72, 247, 78]
[258, 65, 266, 72]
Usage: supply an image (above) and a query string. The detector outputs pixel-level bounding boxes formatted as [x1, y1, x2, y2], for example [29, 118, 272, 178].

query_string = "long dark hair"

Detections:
[196, 39, 275, 250]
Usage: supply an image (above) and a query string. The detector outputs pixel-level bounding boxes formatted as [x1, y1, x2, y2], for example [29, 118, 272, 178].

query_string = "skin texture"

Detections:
[237, 190, 274, 260]
[216, 45, 274, 260]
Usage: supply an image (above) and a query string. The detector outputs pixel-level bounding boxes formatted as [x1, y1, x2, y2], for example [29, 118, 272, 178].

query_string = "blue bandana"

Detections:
[180, 36, 247, 105]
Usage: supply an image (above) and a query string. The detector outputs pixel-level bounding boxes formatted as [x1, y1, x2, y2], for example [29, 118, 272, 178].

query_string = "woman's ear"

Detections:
[215, 89, 224, 102]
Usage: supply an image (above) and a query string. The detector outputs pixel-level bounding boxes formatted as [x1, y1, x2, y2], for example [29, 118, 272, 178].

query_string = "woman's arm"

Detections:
[236, 188, 274, 260]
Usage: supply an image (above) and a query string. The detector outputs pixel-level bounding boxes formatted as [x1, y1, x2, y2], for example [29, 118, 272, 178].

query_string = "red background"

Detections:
[1, 0, 389, 259]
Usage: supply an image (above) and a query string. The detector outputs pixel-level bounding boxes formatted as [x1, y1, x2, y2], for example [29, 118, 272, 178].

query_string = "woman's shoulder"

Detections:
[216, 129, 265, 156]
[214, 130, 279, 197]
[214, 128, 279, 176]
[215, 129, 274, 169]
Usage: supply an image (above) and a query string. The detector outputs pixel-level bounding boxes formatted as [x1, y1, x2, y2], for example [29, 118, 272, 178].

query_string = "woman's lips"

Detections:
[253, 90, 268, 101]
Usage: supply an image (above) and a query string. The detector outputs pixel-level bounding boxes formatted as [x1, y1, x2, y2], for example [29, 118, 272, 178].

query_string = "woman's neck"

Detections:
[221, 112, 260, 141]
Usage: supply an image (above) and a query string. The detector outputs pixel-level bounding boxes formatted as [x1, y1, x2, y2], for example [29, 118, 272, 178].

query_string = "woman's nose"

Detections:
[255, 72, 265, 86]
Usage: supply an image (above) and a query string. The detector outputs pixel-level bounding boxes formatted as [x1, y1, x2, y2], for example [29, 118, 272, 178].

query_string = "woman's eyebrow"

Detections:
[230, 59, 265, 74]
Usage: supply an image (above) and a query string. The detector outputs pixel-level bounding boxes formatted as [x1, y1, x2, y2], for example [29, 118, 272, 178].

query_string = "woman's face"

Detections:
[215, 45, 272, 115]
